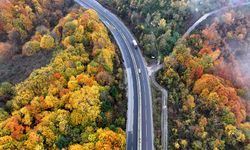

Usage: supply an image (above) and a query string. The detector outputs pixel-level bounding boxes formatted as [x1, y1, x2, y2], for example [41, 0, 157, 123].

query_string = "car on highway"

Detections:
[132, 40, 138, 49]
[138, 68, 141, 74]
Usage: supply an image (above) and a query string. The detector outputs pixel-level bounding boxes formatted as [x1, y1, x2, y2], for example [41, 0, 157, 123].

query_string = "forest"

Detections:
[1, 0, 250, 149]
[158, 5, 250, 150]
[0, 0, 73, 83]
[0, 0, 126, 149]
[99, 0, 234, 60]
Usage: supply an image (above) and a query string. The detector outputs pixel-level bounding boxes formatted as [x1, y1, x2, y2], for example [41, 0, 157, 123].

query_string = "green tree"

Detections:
[22, 41, 41, 56]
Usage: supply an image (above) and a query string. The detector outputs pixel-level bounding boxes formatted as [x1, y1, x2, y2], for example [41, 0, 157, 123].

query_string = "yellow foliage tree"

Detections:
[66, 86, 101, 126]
[95, 128, 126, 150]
[69, 144, 84, 150]
[40, 35, 55, 49]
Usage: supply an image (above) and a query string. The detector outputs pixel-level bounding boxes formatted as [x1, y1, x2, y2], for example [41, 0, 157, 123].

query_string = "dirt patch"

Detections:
[0, 51, 53, 84]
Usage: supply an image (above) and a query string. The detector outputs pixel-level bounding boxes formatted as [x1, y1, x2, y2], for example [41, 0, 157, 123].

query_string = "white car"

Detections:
[138, 68, 141, 74]
[132, 40, 138, 49]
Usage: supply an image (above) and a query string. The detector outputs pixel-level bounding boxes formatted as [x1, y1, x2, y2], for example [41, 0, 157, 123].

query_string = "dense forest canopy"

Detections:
[99, 0, 238, 59]
[1, 0, 250, 149]
[0, 0, 127, 149]
[158, 6, 250, 150]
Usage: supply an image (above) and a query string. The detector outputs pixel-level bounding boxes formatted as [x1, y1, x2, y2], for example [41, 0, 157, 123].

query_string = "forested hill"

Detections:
[0, 1, 127, 149]
[158, 6, 250, 149]
[0, 0, 74, 83]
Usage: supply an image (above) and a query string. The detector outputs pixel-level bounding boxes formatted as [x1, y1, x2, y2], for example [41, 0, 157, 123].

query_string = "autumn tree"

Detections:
[40, 35, 55, 49]
[22, 41, 41, 56]
[0, 8, 126, 150]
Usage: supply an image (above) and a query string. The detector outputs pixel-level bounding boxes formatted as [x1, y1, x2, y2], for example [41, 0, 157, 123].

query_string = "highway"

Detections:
[74, 0, 154, 150]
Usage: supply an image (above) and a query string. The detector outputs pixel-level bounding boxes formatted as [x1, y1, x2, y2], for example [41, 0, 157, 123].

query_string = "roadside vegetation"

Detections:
[0, 0, 127, 149]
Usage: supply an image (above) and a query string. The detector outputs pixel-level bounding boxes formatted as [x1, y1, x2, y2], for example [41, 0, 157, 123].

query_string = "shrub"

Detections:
[40, 35, 55, 49]
[0, 82, 14, 97]
[22, 41, 41, 56]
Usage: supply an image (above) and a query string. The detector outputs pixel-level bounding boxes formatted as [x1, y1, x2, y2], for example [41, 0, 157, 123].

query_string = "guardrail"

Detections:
[150, 65, 168, 150]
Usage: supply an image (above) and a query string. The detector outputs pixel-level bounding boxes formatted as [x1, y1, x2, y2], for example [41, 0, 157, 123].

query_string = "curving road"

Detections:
[74, 0, 154, 150]
[182, 1, 250, 39]
[149, 64, 168, 150]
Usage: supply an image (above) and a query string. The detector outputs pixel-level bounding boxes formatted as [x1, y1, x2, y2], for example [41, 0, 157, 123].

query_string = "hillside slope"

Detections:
[0, 7, 126, 150]
[158, 7, 250, 149]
